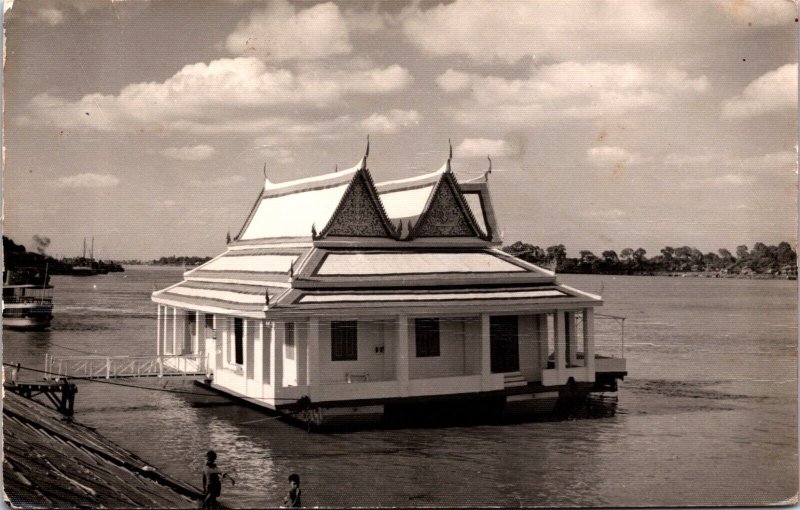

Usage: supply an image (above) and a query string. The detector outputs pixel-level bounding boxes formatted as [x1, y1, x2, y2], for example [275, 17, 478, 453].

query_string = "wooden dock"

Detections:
[3, 391, 205, 508]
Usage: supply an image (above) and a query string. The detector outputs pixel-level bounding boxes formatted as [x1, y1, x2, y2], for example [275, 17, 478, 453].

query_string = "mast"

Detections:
[90, 237, 94, 263]
[83, 238, 86, 259]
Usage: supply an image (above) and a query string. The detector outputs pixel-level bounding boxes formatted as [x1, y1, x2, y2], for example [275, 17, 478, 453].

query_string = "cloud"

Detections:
[715, 0, 797, 26]
[27, 58, 412, 132]
[360, 109, 420, 133]
[402, 0, 674, 64]
[402, 1, 794, 64]
[253, 141, 296, 165]
[54, 173, 120, 188]
[226, 0, 352, 61]
[36, 7, 63, 25]
[587, 146, 646, 174]
[586, 208, 627, 220]
[191, 175, 245, 186]
[455, 138, 513, 158]
[686, 174, 752, 187]
[438, 62, 708, 124]
[160, 145, 216, 161]
[722, 63, 798, 118]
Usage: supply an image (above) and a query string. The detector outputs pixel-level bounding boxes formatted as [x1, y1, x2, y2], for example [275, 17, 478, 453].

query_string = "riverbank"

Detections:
[3, 390, 207, 508]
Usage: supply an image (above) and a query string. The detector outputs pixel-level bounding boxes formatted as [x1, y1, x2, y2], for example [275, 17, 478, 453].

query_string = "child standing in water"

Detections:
[282, 473, 302, 508]
[202, 450, 235, 510]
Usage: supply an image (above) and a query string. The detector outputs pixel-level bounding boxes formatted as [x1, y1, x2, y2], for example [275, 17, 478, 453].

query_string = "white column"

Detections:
[219, 317, 226, 365]
[535, 314, 548, 370]
[172, 307, 178, 355]
[271, 321, 284, 392]
[480, 313, 492, 389]
[156, 305, 162, 355]
[163, 306, 171, 354]
[566, 311, 578, 367]
[254, 321, 264, 386]
[554, 311, 566, 384]
[243, 320, 250, 381]
[584, 308, 596, 381]
[396, 315, 409, 396]
[195, 311, 202, 354]
[306, 317, 319, 401]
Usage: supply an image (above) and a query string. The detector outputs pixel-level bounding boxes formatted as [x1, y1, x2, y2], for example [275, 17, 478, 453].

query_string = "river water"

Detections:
[4, 267, 797, 507]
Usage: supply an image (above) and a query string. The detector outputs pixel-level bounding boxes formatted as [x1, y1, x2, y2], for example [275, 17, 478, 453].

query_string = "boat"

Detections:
[71, 237, 98, 276]
[3, 268, 54, 330]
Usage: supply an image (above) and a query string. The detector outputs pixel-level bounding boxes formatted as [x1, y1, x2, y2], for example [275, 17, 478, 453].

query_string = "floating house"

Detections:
[152, 147, 626, 426]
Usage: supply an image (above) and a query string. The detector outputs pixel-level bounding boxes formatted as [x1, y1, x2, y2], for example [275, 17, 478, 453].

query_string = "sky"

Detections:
[2, 0, 797, 260]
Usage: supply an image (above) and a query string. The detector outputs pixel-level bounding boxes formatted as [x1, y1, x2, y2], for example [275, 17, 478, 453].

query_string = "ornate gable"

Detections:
[318, 169, 397, 238]
[410, 172, 486, 239]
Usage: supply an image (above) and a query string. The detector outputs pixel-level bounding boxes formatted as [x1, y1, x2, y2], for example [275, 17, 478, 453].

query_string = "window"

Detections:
[204, 314, 215, 339]
[415, 318, 440, 357]
[234, 318, 244, 365]
[285, 322, 295, 360]
[331, 321, 357, 361]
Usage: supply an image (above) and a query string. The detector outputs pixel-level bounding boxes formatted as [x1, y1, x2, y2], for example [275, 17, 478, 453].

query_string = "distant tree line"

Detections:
[149, 256, 213, 266]
[503, 241, 797, 276]
[3, 236, 73, 275]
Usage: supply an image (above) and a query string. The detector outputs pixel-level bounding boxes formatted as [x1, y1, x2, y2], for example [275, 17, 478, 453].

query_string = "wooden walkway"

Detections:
[3, 391, 205, 508]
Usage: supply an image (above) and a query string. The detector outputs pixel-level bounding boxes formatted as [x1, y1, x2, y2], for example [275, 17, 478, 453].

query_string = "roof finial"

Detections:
[265, 289, 270, 306]
[444, 139, 453, 173]
[311, 223, 317, 239]
[263, 162, 267, 179]
[335, 164, 338, 173]
[360, 135, 370, 170]
[484, 155, 492, 181]
[226, 230, 231, 244]
[289, 260, 294, 278]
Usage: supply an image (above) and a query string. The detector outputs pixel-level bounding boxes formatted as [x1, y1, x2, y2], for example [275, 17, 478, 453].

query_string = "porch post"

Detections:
[254, 321, 264, 389]
[156, 305, 162, 356]
[306, 317, 319, 401]
[271, 321, 284, 392]
[536, 314, 549, 370]
[243, 320, 250, 380]
[172, 307, 178, 356]
[195, 311, 202, 354]
[396, 315, 409, 396]
[163, 306, 171, 354]
[566, 311, 578, 367]
[584, 308, 596, 381]
[481, 313, 491, 389]
[554, 311, 566, 384]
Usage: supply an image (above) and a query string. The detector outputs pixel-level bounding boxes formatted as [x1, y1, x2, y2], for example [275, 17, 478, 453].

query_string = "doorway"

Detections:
[490, 315, 519, 373]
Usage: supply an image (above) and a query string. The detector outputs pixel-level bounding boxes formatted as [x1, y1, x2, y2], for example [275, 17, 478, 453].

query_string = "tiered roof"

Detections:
[153, 149, 601, 316]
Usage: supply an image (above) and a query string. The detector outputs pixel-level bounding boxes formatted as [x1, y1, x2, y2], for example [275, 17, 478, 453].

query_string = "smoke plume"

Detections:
[32, 235, 51, 255]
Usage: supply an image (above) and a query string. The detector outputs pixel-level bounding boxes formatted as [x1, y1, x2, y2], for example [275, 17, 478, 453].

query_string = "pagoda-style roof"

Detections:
[153, 148, 599, 316]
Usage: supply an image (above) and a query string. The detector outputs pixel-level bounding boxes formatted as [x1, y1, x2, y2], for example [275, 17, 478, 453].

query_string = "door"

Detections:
[490, 315, 519, 373]
[184, 312, 196, 354]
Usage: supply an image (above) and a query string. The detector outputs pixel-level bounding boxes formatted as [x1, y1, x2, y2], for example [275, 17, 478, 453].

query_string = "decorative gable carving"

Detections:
[410, 173, 486, 239]
[319, 170, 397, 238]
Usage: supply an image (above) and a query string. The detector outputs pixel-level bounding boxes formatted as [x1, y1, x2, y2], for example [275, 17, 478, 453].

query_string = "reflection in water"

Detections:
[3, 268, 797, 507]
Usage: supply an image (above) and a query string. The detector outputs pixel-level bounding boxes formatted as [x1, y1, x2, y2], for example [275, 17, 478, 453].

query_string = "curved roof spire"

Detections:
[360, 135, 370, 170]
[446, 138, 453, 173]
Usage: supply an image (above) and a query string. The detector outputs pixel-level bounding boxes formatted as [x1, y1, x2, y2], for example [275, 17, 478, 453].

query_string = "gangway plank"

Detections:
[44, 354, 208, 380]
